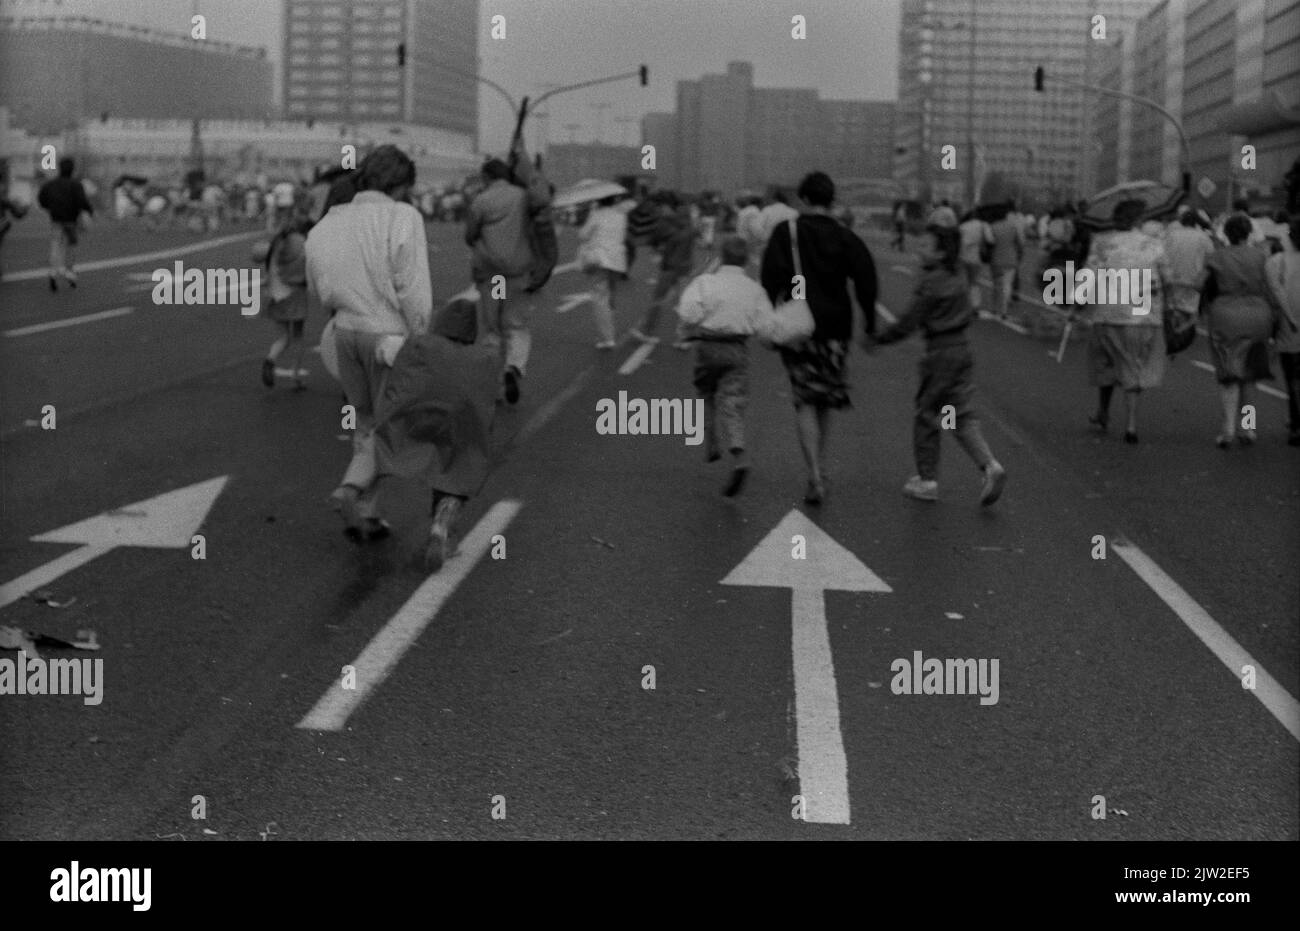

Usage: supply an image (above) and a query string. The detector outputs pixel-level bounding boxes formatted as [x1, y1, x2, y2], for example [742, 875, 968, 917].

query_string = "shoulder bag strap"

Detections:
[788, 217, 803, 283]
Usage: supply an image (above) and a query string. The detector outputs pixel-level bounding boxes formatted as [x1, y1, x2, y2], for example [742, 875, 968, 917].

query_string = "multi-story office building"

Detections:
[544, 142, 647, 192]
[283, 0, 477, 139]
[0, 14, 273, 133]
[1090, 0, 1299, 211]
[640, 112, 677, 188]
[665, 62, 895, 197]
[894, 0, 1154, 208]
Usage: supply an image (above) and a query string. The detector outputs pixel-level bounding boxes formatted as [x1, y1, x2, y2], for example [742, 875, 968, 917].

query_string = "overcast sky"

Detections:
[8, 0, 901, 152]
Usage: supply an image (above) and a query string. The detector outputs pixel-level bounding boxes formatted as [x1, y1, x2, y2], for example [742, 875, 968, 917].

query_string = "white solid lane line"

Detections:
[1190, 360, 1287, 400]
[296, 499, 523, 732]
[4, 306, 133, 337]
[1112, 537, 1300, 742]
[619, 341, 656, 375]
[1, 230, 263, 283]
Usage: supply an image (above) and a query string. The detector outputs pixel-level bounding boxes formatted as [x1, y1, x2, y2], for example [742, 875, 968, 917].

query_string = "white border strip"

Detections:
[1112, 537, 1300, 742]
[296, 499, 523, 732]
[618, 341, 656, 375]
[1190, 360, 1287, 401]
[1, 230, 262, 282]
[4, 306, 133, 337]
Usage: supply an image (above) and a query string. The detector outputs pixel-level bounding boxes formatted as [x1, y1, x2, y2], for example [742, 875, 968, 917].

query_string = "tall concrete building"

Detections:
[283, 0, 477, 138]
[893, 0, 1153, 208]
[0, 14, 273, 134]
[544, 142, 648, 192]
[665, 61, 895, 197]
[1089, 0, 1299, 212]
[640, 111, 677, 188]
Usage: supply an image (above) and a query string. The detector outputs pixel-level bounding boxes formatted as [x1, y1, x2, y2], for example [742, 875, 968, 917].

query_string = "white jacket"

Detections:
[579, 206, 629, 273]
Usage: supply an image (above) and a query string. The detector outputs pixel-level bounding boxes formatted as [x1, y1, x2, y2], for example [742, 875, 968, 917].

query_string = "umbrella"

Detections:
[1078, 179, 1184, 231]
[551, 179, 628, 209]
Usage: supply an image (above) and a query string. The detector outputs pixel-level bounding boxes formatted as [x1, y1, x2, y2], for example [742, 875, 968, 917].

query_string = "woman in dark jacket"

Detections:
[761, 171, 878, 503]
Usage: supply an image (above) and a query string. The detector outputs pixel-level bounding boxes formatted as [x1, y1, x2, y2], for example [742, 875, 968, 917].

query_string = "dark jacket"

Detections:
[650, 207, 695, 273]
[761, 213, 877, 342]
[876, 263, 973, 348]
[38, 177, 94, 224]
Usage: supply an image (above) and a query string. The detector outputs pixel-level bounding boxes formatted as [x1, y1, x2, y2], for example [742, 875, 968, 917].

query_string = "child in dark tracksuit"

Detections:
[865, 224, 1007, 506]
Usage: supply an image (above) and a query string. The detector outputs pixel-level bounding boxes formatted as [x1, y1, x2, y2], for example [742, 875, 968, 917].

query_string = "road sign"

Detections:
[722, 510, 892, 824]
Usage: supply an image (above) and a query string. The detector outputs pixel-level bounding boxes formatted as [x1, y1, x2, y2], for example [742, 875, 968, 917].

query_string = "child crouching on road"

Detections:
[676, 235, 775, 497]
[863, 224, 1008, 506]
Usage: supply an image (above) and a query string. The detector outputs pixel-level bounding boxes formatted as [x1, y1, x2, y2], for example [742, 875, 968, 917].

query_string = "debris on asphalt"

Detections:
[0, 625, 39, 655]
[258, 822, 279, 841]
[30, 590, 77, 608]
[202, 828, 218, 835]
[945, 612, 964, 620]
[589, 535, 615, 549]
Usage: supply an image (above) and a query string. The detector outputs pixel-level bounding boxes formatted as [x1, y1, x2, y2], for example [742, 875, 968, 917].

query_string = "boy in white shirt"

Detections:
[676, 236, 775, 496]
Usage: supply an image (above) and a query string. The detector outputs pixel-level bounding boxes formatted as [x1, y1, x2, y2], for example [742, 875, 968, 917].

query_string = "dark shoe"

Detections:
[723, 464, 750, 497]
[364, 518, 392, 541]
[48, 276, 57, 292]
[503, 366, 521, 405]
[1088, 413, 1108, 433]
[67, 276, 76, 289]
[803, 479, 825, 505]
[706, 448, 721, 464]
[980, 463, 1007, 506]
[261, 358, 275, 387]
[332, 485, 365, 541]
[425, 496, 461, 572]
[1215, 433, 1233, 449]
[1123, 430, 1138, 445]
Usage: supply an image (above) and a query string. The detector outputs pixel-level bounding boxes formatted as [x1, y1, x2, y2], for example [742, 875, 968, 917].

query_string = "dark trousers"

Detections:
[693, 340, 749, 455]
[1281, 351, 1300, 434]
[913, 342, 995, 480]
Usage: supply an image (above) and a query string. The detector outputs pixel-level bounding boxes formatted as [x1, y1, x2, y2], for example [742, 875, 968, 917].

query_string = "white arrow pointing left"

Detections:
[722, 509, 892, 825]
[0, 476, 229, 610]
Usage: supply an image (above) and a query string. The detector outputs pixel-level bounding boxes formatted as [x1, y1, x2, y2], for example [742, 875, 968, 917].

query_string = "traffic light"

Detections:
[639, 64, 649, 87]
[397, 42, 406, 67]
[1034, 66, 1044, 91]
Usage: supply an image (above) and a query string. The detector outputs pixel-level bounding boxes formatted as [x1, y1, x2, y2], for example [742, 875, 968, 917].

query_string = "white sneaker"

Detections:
[902, 475, 938, 501]
[595, 340, 615, 350]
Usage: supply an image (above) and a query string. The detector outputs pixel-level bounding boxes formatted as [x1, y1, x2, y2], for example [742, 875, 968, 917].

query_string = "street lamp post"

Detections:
[399, 51, 647, 148]
[1035, 65, 1192, 194]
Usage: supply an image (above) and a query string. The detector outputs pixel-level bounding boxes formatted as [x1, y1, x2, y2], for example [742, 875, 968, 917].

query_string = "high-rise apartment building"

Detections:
[1090, 0, 1299, 211]
[894, 0, 1152, 208]
[282, 0, 477, 139]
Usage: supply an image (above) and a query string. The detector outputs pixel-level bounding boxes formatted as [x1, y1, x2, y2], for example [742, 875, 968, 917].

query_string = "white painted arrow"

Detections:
[722, 509, 892, 825]
[0, 476, 229, 610]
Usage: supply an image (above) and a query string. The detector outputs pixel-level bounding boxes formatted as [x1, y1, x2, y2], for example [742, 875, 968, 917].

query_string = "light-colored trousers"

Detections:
[588, 267, 619, 343]
[476, 273, 534, 374]
[49, 223, 77, 279]
[333, 326, 394, 519]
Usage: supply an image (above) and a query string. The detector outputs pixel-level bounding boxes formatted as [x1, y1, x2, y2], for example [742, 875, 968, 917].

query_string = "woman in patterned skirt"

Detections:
[761, 171, 879, 504]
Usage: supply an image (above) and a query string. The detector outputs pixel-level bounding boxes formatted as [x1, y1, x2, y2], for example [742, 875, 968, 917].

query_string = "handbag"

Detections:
[1163, 306, 1197, 355]
[760, 218, 815, 347]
